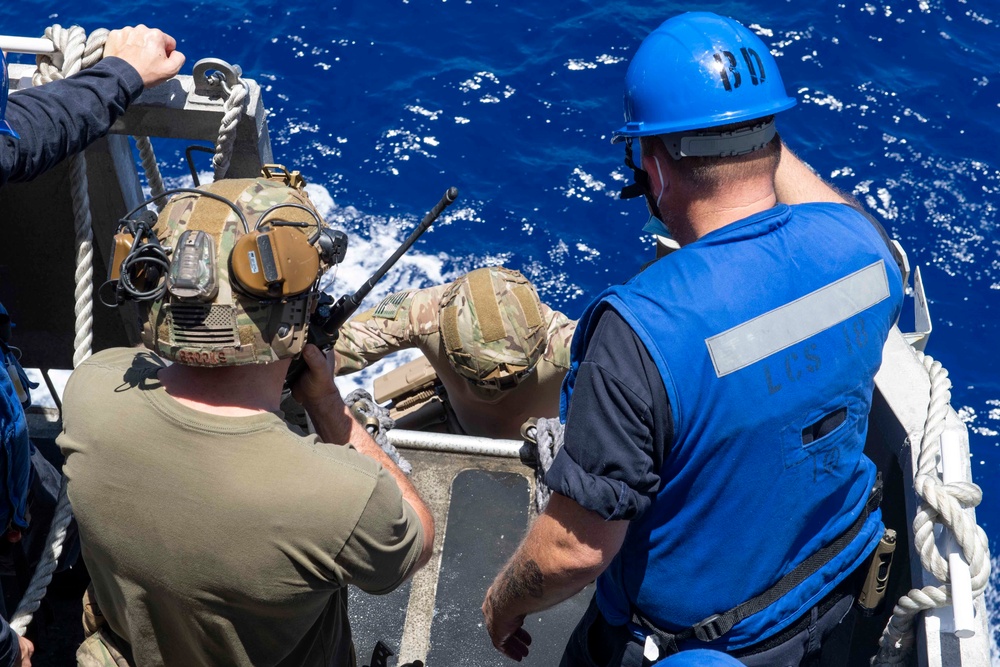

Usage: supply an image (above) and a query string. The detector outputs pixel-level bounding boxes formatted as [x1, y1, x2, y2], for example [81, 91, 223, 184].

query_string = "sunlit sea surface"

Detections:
[4, 0, 999, 659]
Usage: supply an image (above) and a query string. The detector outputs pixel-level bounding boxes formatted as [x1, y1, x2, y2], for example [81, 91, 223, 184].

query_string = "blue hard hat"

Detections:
[653, 649, 746, 666]
[1, 50, 20, 139]
[612, 12, 796, 143]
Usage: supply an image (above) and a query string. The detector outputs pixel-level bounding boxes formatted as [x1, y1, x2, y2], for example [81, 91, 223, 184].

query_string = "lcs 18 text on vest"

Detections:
[763, 316, 870, 395]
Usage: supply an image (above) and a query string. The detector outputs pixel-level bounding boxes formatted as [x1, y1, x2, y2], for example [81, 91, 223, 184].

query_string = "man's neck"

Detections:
[670, 179, 778, 246]
[158, 359, 290, 416]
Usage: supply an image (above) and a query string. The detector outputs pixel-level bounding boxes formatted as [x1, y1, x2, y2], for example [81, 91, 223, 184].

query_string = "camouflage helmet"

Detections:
[139, 177, 330, 367]
[439, 267, 547, 389]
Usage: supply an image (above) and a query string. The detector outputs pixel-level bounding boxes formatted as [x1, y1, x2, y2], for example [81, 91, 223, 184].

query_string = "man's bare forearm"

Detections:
[489, 540, 587, 620]
[487, 495, 628, 619]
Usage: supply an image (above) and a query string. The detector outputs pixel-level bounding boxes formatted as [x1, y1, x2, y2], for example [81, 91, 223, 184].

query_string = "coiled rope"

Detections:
[344, 389, 412, 475]
[212, 76, 248, 181]
[872, 352, 991, 665]
[33, 25, 107, 369]
[9, 477, 72, 636]
[34, 25, 251, 368]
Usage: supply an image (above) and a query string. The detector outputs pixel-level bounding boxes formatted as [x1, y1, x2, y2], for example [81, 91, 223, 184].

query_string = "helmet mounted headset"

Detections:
[0, 50, 21, 139]
[104, 167, 348, 367]
[615, 12, 797, 219]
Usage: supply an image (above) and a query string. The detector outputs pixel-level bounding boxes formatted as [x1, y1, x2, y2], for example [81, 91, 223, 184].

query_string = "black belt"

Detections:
[632, 475, 882, 657]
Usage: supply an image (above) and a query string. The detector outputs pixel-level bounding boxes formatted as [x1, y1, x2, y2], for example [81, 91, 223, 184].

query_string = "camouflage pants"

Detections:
[76, 586, 133, 667]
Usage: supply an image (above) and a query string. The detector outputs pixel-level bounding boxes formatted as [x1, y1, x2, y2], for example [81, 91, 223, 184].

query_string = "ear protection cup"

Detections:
[230, 227, 322, 299]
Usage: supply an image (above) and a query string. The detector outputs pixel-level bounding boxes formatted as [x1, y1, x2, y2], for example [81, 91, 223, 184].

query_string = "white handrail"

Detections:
[0, 36, 56, 55]
[939, 429, 975, 637]
[387, 429, 522, 458]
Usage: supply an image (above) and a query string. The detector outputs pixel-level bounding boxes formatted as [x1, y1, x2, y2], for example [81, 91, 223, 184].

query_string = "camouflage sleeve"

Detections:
[404, 283, 448, 341]
[540, 304, 577, 370]
[333, 286, 446, 375]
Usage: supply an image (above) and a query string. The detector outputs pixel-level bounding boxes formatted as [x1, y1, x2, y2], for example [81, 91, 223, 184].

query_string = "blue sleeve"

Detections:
[544, 307, 672, 520]
[0, 57, 144, 186]
[0, 617, 20, 667]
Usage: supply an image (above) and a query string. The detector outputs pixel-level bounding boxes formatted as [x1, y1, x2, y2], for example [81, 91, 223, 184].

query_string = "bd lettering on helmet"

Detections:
[713, 48, 767, 92]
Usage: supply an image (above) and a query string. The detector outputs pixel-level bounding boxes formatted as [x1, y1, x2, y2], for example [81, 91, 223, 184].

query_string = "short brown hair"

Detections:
[640, 118, 782, 196]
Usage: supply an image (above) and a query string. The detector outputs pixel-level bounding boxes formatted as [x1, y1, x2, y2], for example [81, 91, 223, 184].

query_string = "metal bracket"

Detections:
[889, 240, 931, 351]
[261, 164, 307, 189]
[891, 239, 910, 292]
[191, 58, 243, 98]
[902, 265, 932, 351]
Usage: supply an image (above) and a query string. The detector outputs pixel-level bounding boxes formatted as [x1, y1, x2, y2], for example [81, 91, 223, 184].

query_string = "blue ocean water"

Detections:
[4, 0, 999, 656]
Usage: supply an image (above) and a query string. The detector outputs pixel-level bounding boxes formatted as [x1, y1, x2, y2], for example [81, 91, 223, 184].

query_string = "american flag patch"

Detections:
[374, 291, 412, 319]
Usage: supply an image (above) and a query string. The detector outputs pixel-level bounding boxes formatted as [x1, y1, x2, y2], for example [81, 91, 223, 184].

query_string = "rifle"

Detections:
[286, 187, 459, 384]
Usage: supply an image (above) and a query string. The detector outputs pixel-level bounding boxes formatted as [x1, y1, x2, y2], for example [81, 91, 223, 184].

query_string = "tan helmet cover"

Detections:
[139, 178, 329, 367]
[440, 267, 547, 388]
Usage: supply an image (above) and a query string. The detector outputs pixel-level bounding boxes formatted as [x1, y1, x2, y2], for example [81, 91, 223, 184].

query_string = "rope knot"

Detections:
[344, 389, 411, 474]
[873, 351, 992, 665]
[521, 417, 563, 512]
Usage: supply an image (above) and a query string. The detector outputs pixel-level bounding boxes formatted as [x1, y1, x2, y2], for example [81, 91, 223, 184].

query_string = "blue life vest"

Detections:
[0, 302, 36, 535]
[561, 203, 903, 649]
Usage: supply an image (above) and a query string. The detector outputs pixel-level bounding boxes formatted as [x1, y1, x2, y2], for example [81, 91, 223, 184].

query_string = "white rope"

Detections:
[135, 136, 166, 210]
[9, 477, 73, 636]
[212, 78, 248, 181]
[872, 352, 991, 665]
[10, 23, 110, 636]
[344, 389, 412, 474]
[524, 417, 563, 512]
[33, 25, 109, 368]
[68, 150, 94, 368]
[11, 24, 251, 644]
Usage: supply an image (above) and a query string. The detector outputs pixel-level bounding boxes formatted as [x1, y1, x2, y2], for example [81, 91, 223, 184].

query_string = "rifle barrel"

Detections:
[345, 186, 458, 312]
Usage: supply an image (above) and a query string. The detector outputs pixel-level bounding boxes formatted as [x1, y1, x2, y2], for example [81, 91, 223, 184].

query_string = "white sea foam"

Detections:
[456, 71, 514, 104]
[800, 90, 846, 112]
[565, 54, 625, 71]
[406, 105, 442, 121]
[376, 128, 437, 173]
[561, 166, 615, 202]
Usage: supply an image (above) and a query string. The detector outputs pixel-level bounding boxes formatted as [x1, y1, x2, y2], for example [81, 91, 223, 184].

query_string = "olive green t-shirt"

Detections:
[58, 348, 423, 667]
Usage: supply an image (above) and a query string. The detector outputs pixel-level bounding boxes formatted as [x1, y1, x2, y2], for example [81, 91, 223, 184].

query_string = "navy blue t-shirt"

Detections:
[544, 306, 672, 520]
[1, 57, 143, 185]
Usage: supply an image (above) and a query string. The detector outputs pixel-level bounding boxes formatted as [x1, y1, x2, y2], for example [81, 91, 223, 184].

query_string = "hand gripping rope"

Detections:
[31, 25, 250, 366]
